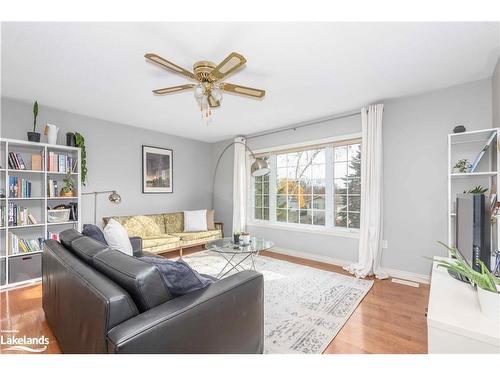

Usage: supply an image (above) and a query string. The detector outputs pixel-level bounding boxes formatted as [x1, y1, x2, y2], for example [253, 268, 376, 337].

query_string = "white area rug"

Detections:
[182, 251, 373, 354]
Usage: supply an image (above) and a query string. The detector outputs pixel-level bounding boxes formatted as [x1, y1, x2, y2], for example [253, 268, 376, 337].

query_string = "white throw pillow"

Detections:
[184, 210, 208, 232]
[103, 219, 133, 256]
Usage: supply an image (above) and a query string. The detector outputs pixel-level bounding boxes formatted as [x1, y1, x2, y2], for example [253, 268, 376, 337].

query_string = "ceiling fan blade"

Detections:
[145, 53, 195, 80]
[152, 84, 195, 95]
[221, 83, 266, 98]
[209, 52, 247, 81]
[207, 94, 221, 108]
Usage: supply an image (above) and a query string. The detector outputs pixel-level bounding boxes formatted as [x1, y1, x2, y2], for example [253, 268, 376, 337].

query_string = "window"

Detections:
[251, 138, 361, 231]
[333, 143, 361, 229]
[276, 148, 326, 226]
[254, 174, 270, 220]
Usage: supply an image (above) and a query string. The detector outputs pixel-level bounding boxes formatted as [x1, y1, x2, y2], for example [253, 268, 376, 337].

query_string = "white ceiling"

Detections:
[2, 22, 499, 143]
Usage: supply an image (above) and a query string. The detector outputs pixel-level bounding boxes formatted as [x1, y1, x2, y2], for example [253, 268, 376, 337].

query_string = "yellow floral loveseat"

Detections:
[103, 211, 223, 255]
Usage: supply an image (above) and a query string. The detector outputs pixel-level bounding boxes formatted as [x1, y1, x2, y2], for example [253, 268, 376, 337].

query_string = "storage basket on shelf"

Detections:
[47, 209, 71, 223]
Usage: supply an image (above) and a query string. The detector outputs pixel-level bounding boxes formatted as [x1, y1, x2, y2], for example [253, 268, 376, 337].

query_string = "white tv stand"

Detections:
[427, 259, 500, 353]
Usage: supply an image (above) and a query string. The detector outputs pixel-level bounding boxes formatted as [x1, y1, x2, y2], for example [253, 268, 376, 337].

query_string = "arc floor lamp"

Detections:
[211, 139, 271, 208]
[82, 190, 122, 225]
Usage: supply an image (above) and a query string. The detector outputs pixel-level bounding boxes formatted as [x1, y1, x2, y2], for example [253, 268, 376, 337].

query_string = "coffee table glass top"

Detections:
[207, 237, 274, 254]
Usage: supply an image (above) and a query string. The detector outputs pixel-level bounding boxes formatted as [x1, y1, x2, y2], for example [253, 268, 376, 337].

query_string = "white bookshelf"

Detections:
[0, 137, 82, 290]
[447, 128, 499, 267]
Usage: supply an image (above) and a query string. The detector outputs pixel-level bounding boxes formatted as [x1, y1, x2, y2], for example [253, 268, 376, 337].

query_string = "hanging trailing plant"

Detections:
[75, 132, 87, 186]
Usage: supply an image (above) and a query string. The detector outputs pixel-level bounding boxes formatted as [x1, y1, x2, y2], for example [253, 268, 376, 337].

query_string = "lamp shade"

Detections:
[108, 191, 121, 204]
[251, 158, 271, 177]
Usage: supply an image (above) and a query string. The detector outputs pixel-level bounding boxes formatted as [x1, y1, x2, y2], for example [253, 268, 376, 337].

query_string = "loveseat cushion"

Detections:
[142, 234, 180, 249]
[60, 229, 108, 265]
[93, 249, 172, 312]
[59, 228, 83, 249]
[170, 230, 221, 242]
[107, 214, 166, 238]
[164, 212, 184, 233]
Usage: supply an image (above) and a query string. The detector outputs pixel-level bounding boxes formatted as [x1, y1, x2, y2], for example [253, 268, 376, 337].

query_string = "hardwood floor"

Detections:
[0, 249, 429, 354]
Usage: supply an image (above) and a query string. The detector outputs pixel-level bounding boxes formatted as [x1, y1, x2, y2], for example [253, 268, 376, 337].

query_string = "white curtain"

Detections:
[232, 136, 247, 233]
[344, 104, 388, 279]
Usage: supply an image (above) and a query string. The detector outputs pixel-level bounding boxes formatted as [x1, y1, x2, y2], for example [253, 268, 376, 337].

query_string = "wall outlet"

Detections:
[382, 240, 388, 249]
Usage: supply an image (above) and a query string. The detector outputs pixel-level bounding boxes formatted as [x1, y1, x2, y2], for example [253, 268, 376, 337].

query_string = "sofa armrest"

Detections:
[215, 222, 224, 237]
[129, 237, 143, 257]
[107, 270, 264, 354]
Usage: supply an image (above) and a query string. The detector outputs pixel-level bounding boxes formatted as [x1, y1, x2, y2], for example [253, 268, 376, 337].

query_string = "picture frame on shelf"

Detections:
[142, 145, 173, 194]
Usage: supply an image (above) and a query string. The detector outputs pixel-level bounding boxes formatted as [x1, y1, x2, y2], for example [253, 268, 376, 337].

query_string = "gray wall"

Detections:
[493, 58, 500, 127]
[1, 97, 213, 225]
[214, 78, 492, 276]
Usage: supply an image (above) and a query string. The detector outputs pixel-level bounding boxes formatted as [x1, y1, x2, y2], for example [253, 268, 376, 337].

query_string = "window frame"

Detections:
[247, 133, 362, 238]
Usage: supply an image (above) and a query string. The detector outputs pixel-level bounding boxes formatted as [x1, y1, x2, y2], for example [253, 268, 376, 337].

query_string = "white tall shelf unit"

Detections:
[0, 138, 81, 289]
[447, 128, 499, 261]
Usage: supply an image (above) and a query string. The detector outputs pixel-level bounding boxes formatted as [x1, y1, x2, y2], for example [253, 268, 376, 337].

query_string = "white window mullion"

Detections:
[325, 146, 334, 228]
[269, 154, 277, 223]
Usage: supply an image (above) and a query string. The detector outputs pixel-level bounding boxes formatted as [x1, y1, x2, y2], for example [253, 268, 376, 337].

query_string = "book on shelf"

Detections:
[47, 179, 59, 197]
[31, 153, 43, 171]
[7, 152, 27, 170]
[6, 203, 36, 226]
[48, 232, 59, 241]
[469, 131, 497, 173]
[8, 232, 43, 255]
[48, 152, 75, 173]
[0, 206, 6, 227]
[28, 213, 37, 224]
[8, 176, 32, 198]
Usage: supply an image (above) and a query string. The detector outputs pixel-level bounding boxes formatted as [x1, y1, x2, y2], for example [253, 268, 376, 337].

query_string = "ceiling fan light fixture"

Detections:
[211, 86, 223, 102]
[145, 51, 264, 124]
[194, 83, 205, 99]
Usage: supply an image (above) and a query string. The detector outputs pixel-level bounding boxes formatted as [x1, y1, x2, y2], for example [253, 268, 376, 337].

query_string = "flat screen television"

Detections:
[456, 193, 491, 273]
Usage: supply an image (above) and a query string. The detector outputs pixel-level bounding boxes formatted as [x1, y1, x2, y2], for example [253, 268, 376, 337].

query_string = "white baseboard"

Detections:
[267, 247, 430, 284]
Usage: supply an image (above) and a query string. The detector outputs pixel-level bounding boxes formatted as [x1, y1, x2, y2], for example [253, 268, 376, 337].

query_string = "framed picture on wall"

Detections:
[142, 145, 173, 193]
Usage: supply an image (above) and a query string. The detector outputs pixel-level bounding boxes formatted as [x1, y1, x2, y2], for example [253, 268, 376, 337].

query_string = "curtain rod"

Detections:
[244, 109, 362, 140]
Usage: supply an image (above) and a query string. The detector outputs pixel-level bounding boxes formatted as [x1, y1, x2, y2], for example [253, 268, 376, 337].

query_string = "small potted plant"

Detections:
[233, 231, 241, 244]
[27, 100, 41, 142]
[453, 159, 471, 173]
[60, 171, 75, 197]
[431, 242, 499, 319]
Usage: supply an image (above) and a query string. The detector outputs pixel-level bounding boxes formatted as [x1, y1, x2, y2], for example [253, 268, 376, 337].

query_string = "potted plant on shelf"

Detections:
[432, 242, 499, 319]
[27, 100, 41, 142]
[60, 171, 75, 197]
[463, 186, 488, 194]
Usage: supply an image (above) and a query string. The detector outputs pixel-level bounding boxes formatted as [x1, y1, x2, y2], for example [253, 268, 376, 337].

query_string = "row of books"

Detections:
[6, 203, 37, 226]
[8, 232, 44, 255]
[8, 176, 32, 198]
[47, 179, 60, 197]
[48, 152, 77, 173]
[7, 152, 28, 170]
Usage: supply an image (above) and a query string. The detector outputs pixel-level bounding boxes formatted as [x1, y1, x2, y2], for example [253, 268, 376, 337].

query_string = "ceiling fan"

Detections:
[145, 52, 266, 121]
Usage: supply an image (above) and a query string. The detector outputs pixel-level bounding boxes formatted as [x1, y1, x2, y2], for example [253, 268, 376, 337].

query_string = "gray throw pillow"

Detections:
[140, 256, 215, 297]
[82, 224, 108, 245]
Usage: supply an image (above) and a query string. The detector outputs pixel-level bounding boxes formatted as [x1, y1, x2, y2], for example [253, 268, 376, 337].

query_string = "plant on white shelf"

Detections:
[463, 186, 488, 194]
[431, 241, 499, 319]
[453, 159, 471, 173]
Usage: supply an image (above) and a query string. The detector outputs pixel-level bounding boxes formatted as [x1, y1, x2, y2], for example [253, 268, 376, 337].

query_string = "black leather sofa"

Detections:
[42, 229, 264, 354]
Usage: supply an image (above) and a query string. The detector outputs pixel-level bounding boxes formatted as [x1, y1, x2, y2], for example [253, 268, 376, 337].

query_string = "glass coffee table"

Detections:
[207, 237, 274, 278]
